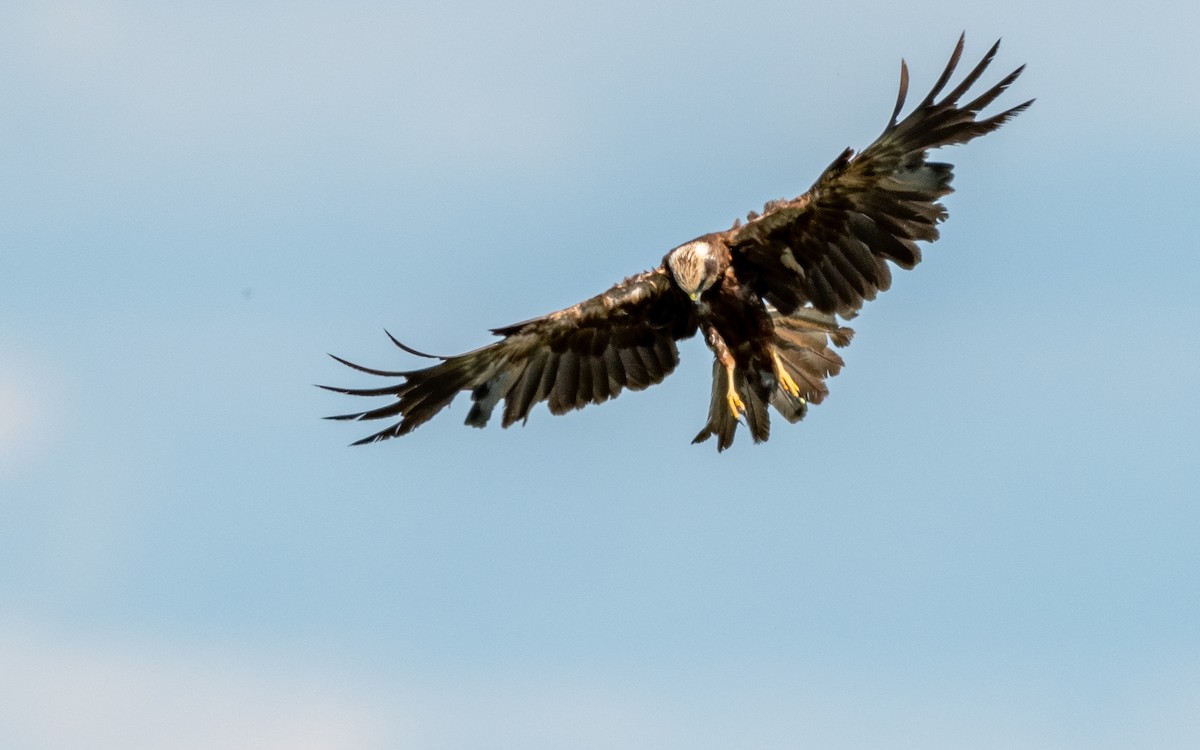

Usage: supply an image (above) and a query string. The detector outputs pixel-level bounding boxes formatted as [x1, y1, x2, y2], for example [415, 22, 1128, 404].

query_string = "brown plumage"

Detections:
[324, 35, 1031, 450]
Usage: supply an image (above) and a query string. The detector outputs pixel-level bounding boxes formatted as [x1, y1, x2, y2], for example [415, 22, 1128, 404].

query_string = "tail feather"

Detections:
[742, 370, 771, 445]
[692, 364, 771, 452]
[770, 307, 853, 423]
[693, 306, 854, 448]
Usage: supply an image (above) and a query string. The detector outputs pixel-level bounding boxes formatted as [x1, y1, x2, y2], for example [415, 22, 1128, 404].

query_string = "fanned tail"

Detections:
[692, 362, 771, 452]
[691, 307, 853, 450]
[768, 307, 853, 423]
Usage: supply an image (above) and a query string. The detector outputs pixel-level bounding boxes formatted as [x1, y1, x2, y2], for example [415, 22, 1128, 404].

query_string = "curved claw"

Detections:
[772, 350, 802, 398]
[725, 365, 746, 421]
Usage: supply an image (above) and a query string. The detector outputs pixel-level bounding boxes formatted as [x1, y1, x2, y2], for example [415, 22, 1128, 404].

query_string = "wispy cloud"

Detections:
[0, 625, 407, 750]
[3, 622, 1199, 750]
[0, 356, 54, 474]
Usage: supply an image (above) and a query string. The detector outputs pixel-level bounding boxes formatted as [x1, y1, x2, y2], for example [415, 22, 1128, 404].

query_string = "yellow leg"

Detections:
[772, 349, 802, 398]
[724, 363, 746, 420]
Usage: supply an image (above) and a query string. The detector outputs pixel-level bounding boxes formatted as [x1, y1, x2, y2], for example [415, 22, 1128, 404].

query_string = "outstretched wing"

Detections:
[322, 268, 697, 444]
[728, 35, 1032, 317]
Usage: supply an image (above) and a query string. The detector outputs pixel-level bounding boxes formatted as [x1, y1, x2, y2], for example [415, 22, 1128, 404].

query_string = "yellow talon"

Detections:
[725, 366, 746, 420]
[772, 350, 801, 398]
[727, 387, 746, 420]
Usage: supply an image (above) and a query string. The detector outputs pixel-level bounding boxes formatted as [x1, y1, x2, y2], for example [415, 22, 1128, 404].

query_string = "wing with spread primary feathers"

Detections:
[322, 268, 697, 444]
[728, 35, 1032, 317]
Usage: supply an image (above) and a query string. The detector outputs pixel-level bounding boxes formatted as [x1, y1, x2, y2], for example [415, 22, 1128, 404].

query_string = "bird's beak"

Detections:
[689, 292, 699, 301]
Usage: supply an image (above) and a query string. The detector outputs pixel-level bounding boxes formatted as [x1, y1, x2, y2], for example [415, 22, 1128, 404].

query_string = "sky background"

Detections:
[3, 1, 1199, 748]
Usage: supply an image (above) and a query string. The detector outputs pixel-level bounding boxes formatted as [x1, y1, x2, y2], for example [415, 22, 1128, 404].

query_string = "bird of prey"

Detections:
[324, 36, 1031, 451]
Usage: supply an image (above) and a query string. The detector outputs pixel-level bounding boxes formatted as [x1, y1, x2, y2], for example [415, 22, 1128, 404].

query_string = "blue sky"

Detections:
[3, 1, 1199, 748]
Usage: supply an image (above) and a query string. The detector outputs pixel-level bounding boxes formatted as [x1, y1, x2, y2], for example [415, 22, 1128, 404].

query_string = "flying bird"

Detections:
[324, 36, 1031, 451]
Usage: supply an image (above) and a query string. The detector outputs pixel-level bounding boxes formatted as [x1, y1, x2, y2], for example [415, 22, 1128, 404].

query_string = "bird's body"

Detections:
[325, 36, 1031, 450]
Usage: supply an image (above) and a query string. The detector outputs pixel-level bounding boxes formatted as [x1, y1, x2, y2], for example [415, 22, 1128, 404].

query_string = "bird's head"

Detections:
[666, 238, 723, 301]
